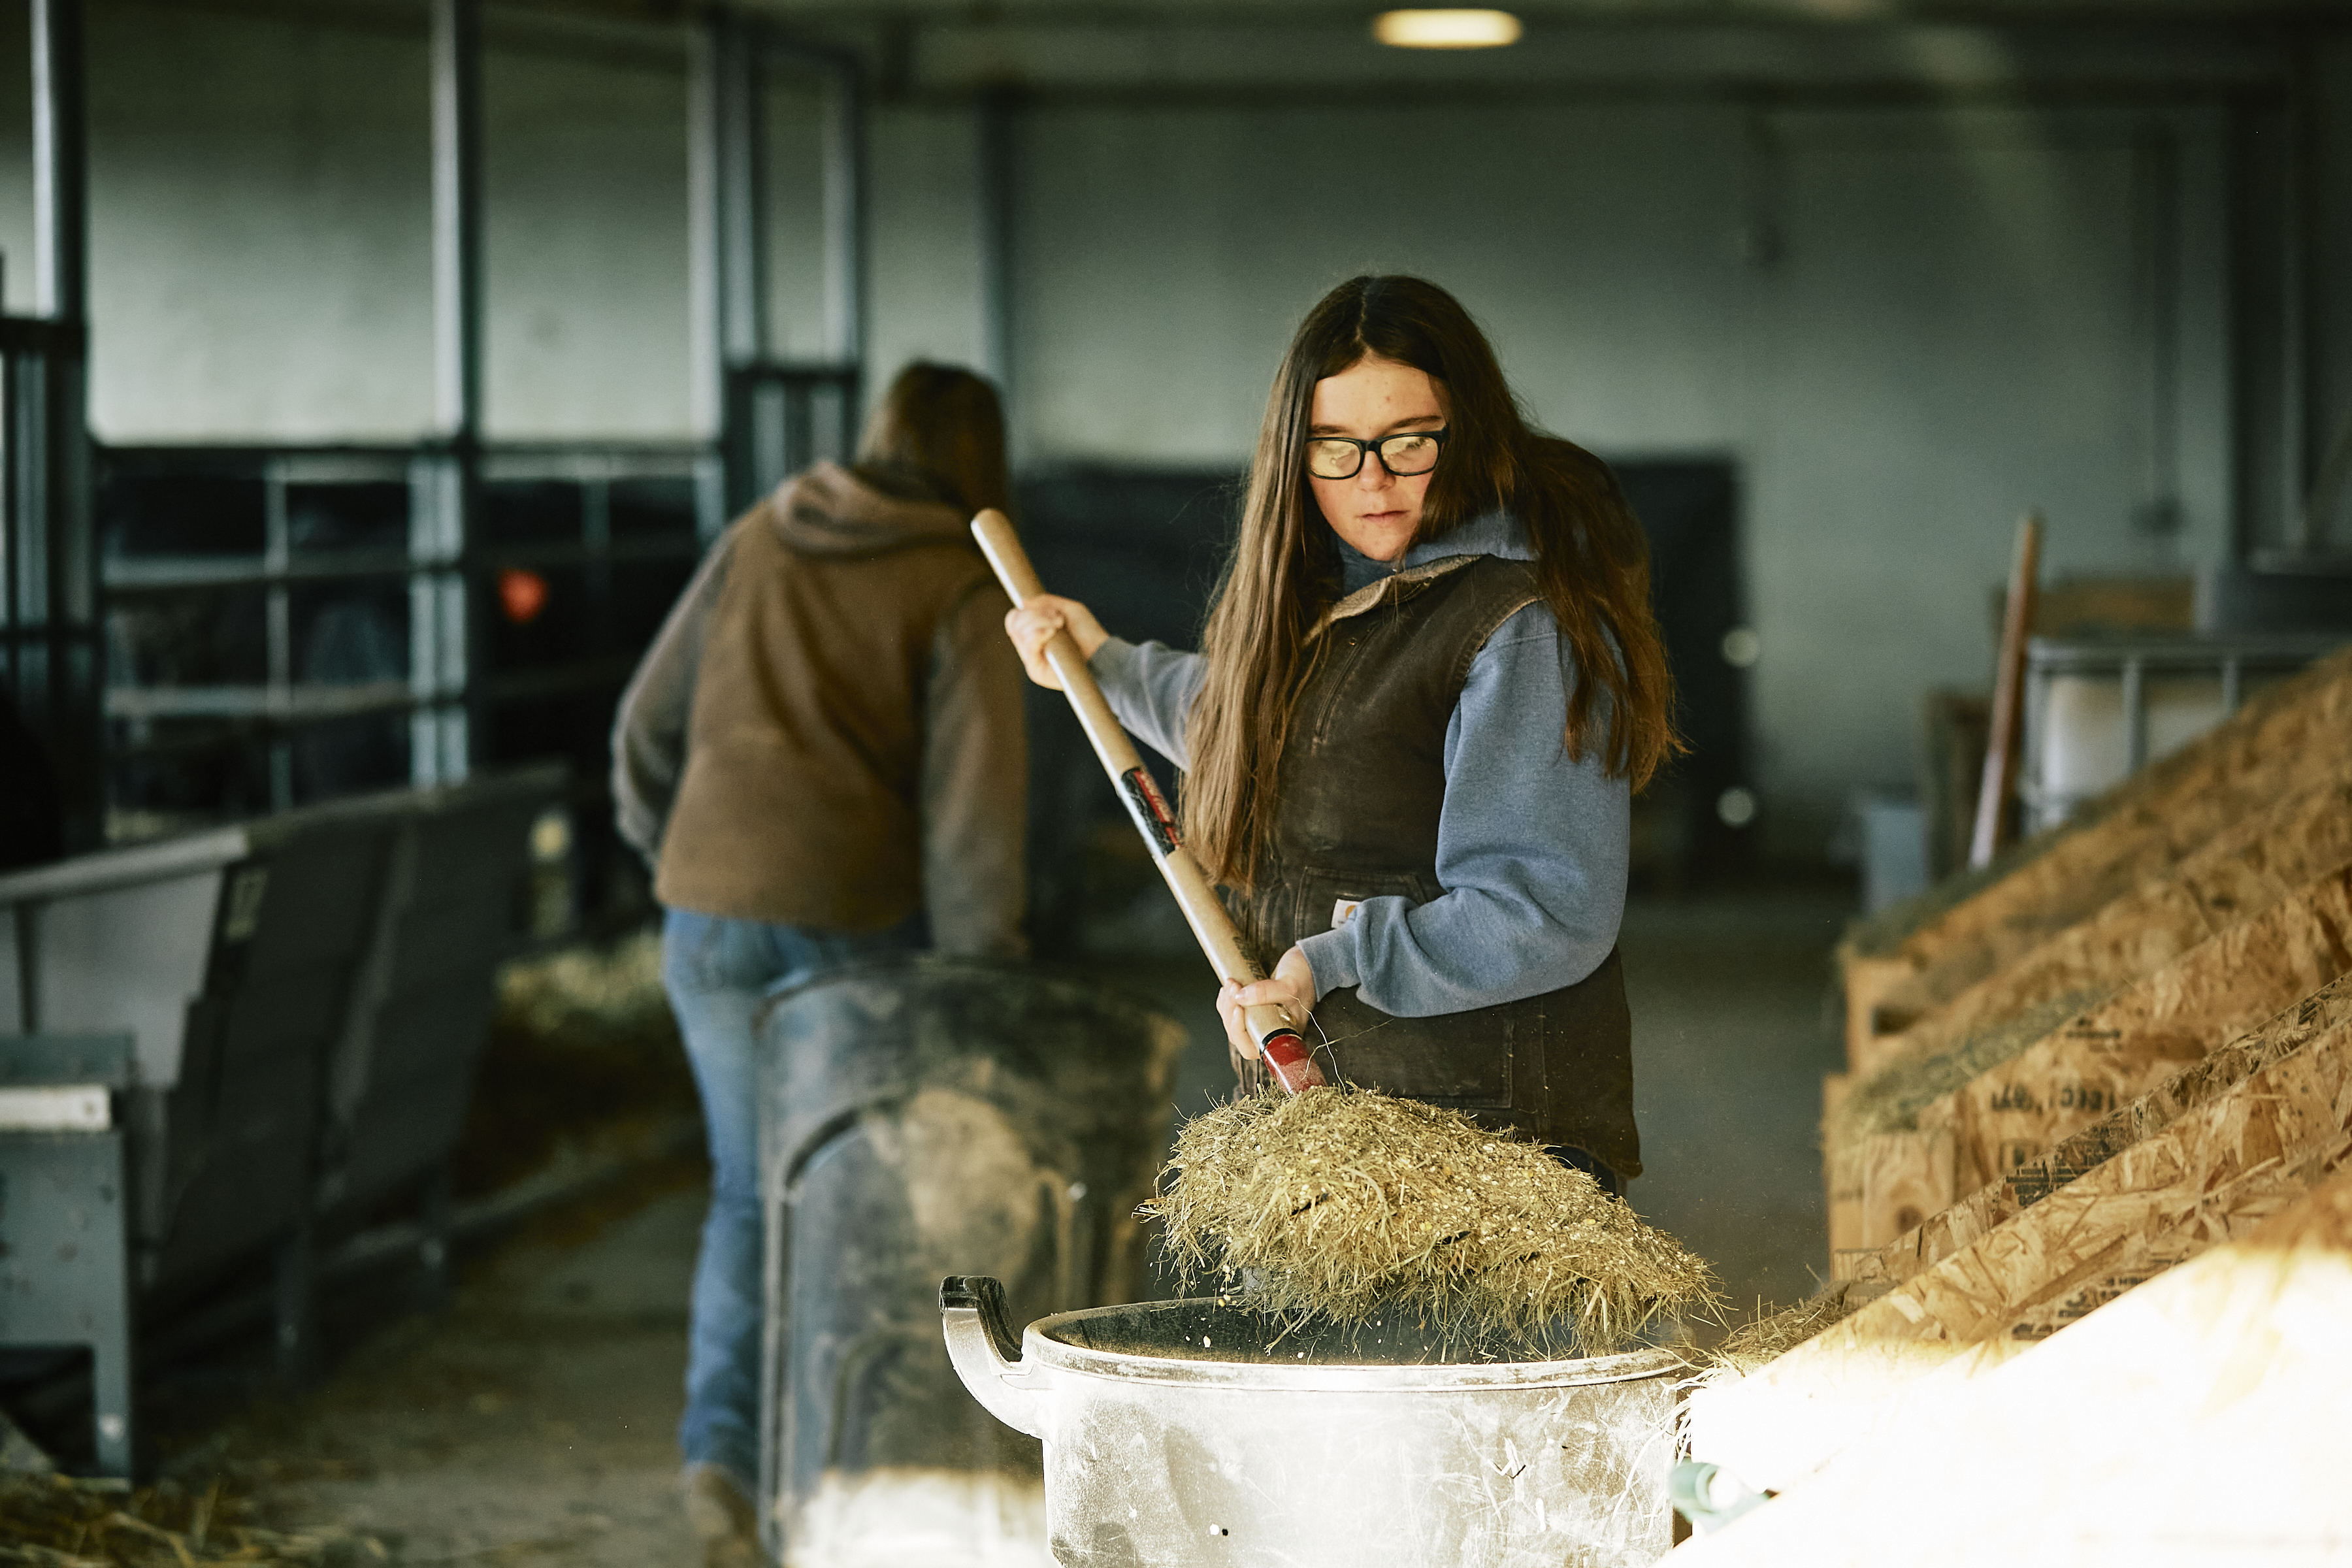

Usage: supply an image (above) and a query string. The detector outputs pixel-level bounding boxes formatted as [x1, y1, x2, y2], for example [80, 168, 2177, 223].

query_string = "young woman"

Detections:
[1007, 275, 1675, 1194]
[614, 363, 1027, 1568]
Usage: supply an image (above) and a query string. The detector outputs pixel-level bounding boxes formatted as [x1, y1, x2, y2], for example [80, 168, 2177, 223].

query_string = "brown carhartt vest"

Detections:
[1233, 554, 1641, 1179]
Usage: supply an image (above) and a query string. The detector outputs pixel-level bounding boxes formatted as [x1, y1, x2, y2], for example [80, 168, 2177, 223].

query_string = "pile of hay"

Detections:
[0, 1472, 380, 1565]
[1143, 1087, 1717, 1353]
[495, 929, 672, 1049]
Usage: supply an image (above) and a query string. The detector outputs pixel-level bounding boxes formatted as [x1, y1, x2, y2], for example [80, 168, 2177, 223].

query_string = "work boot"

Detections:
[681, 1462, 761, 1568]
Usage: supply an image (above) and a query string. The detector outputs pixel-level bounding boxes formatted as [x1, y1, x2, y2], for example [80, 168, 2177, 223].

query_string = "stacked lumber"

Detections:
[1832, 843, 2352, 1254]
[1680, 643, 2352, 1557]
[1823, 647, 2352, 1262]
[1835, 645, 2352, 1062]
[1693, 977, 2352, 1495]
[1677, 1158, 2352, 1564]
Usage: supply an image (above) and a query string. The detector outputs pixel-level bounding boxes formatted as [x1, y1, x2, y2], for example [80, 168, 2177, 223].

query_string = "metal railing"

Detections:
[99, 441, 721, 830]
[723, 362, 860, 513]
[2019, 629, 2344, 831]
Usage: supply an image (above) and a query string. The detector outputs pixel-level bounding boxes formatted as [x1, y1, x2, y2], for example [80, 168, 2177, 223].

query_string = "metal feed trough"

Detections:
[0, 764, 563, 1473]
[755, 958, 1188, 1567]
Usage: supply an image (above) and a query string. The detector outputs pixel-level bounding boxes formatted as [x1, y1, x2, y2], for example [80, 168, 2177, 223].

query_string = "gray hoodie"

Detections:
[1090, 510, 1628, 1017]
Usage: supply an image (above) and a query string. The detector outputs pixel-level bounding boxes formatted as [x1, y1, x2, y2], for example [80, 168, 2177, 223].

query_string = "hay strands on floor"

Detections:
[1707, 1284, 1874, 1379]
[1144, 1086, 1718, 1354]
[0, 1472, 384, 1567]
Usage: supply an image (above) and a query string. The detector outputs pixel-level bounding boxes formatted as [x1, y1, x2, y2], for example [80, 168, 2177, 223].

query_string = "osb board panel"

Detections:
[1694, 1026, 2352, 1493]
[1817, 1015, 2348, 1353]
[1841, 955, 1914, 1074]
[1857, 773, 2352, 1083]
[1871, 649, 2352, 998]
[1676, 1164, 2352, 1562]
[2245, 1149, 2352, 1249]
[1927, 861, 2352, 1192]
[1823, 1074, 1861, 1262]
[1857, 1128, 1953, 1250]
[1850, 976, 2352, 1290]
[1682, 1338, 2023, 1500]
[1996, 1171, 2329, 1344]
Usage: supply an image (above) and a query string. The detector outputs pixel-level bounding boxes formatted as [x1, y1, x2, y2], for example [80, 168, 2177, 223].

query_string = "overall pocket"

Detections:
[1293, 865, 1512, 1109]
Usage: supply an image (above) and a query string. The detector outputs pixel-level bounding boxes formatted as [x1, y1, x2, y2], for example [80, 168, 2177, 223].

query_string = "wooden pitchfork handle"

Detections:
[971, 508, 1326, 1094]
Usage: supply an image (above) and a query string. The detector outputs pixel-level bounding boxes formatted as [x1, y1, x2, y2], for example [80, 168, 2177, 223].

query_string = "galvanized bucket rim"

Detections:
[1019, 1299, 1688, 1394]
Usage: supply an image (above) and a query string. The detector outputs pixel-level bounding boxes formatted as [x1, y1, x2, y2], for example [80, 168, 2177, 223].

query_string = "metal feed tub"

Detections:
[943, 1280, 1682, 1568]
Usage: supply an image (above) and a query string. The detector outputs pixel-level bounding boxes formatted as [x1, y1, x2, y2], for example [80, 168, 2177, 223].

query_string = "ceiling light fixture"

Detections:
[1372, 9, 1523, 49]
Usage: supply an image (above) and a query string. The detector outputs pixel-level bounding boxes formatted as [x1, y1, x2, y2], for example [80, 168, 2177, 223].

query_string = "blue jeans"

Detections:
[662, 906, 925, 1492]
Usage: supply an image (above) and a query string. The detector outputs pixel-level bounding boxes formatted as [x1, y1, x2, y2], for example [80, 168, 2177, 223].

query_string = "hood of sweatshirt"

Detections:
[1333, 508, 1531, 595]
[1322, 509, 1532, 625]
[769, 461, 975, 558]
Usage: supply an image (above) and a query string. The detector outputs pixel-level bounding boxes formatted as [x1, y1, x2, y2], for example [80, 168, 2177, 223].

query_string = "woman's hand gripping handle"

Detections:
[972, 508, 1325, 1094]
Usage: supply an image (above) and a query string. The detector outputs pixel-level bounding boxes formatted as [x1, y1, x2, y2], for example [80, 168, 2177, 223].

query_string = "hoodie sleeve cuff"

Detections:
[1298, 925, 1362, 1001]
[1089, 635, 1139, 691]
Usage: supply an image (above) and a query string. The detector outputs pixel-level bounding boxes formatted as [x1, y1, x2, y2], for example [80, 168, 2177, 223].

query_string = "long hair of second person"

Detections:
[858, 361, 1012, 518]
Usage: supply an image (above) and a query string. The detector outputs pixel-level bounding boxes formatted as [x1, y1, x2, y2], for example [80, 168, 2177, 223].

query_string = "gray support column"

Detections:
[2131, 118, 2183, 563]
[700, 11, 770, 514]
[977, 88, 1017, 402]
[434, 0, 485, 442]
[687, 24, 722, 440]
[31, 0, 86, 323]
[824, 59, 866, 372]
[27, 0, 97, 851]
[2227, 95, 2293, 563]
[420, 0, 483, 783]
[717, 16, 769, 370]
[819, 50, 867, 461]
[2282, 41, 2314, 550]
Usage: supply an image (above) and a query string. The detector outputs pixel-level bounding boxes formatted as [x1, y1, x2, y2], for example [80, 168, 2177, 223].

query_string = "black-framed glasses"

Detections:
[1304, 427, 1448, 480]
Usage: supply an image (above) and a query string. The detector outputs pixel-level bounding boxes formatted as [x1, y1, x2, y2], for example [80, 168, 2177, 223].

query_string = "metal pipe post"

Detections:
[823, 56, 866, 372]
[425, 0, 483, 783]
[27, 0, 97, 850]
[433, 0, 485, 442]
[977, 87, 1017, 400]
[2281, 40, 2313, 551]
[700, 10, 768, 512]
[31, 0, 86, 324]
[716, 11, 768, 367]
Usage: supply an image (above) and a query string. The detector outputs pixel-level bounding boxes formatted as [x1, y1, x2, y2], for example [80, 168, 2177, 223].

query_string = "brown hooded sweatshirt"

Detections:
[610, 462, 1026, 955]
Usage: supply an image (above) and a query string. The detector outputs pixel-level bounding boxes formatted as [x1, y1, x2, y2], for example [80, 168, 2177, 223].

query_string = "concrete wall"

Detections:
[999, 98, 2233, 850]
[4, 1, 2345, 853]
[867, 104, 988, 397]
[86, 5, 432, 440]
[0, 4, 695, 442]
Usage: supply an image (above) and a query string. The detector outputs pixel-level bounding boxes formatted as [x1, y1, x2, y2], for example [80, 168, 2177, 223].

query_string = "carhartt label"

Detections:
[1331, 897, 1364, 929]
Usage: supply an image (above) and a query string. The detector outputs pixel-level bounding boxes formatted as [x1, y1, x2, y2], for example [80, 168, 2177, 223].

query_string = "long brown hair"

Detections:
[857, 361, 1011, 517]
[1183, 274, 1681, 886]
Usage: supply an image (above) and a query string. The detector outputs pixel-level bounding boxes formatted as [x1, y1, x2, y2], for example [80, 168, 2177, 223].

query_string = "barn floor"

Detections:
[62, 879, 1849, 1561]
